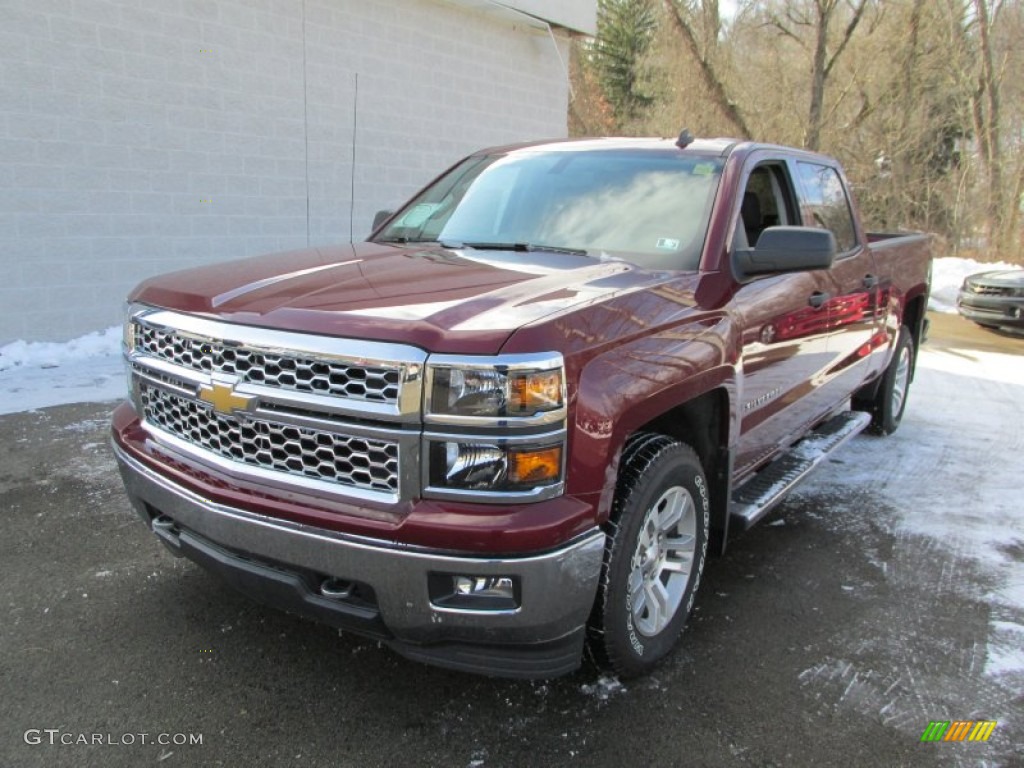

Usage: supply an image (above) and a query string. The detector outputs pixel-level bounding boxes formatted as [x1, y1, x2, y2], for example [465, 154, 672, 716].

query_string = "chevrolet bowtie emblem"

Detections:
[197, 379, 256, 416]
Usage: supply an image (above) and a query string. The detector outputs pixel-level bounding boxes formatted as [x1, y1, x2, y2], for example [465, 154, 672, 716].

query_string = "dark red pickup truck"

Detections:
[112, 136, 932, 678]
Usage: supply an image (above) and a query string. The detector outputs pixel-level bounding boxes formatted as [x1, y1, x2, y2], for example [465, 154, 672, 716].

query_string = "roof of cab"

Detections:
[480, 136, 741, 156]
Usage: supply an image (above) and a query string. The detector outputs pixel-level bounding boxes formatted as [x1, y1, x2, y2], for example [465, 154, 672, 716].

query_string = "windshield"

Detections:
[374, 149, 724, 271]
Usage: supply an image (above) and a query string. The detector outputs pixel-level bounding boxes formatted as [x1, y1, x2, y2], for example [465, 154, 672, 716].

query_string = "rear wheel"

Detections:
[855, 326, 914, 435]
[588, 434, 709, 677]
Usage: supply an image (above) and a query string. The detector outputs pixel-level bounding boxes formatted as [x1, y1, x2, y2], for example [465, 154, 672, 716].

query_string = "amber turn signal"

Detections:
[509, 445, 562, 485]
[509, 370, 563, 413]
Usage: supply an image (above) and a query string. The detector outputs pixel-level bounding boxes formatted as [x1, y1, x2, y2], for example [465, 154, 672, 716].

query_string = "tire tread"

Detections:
[587, 432, 707, 676]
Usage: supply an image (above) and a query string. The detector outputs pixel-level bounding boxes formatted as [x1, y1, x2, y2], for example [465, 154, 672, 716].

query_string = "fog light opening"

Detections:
[428, 573, 520, 611]
[455, 575, 514, 599]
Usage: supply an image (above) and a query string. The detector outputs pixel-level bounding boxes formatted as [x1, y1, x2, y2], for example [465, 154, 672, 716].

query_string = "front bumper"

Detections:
[957, 291, 1024, 329]
[113, 441, 605, 678]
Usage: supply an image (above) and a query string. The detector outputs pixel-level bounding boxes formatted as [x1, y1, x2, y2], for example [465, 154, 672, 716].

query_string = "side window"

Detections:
[736, 163, 796, 248]
[796, 162, 857, 252]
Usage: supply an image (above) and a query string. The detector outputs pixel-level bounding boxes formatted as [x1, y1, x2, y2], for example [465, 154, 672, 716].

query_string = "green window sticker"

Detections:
[397, 203, 441, 228]
[692, 163, 715, 177]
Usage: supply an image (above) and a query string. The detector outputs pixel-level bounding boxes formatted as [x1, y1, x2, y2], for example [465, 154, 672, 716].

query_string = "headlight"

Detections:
[425, 353, 565, 423]
[423, 353, 567, 501]
[123, 302, 137, 352]
[427, 440, 563, 493]
[123, 303, 142, 410]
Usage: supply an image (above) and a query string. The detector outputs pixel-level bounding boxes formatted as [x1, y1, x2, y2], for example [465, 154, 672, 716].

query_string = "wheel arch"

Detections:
[633, 388, 732, 554]
[902, 293, 926, 381]
[591, 384, 733, 556]
[857, 288, 927, 407]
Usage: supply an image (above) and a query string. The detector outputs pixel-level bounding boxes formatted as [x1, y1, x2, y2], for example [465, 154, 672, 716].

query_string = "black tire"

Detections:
[588, 433, 710, 677]
[855, 326, 914, 435]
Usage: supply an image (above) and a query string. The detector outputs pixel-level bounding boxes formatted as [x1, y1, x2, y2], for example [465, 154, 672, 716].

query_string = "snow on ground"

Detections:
[928, 256, 1023, 313]
[798, 336, 1024, 687]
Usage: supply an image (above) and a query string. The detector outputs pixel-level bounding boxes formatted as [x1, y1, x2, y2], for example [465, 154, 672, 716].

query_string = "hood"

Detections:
[969, 269, 1024, 286]
[130, 242, 674, 354]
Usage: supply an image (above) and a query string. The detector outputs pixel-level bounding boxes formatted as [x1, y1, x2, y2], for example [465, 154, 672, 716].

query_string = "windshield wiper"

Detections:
[444, 241, 589, 257]
[374, 236, 437, 244]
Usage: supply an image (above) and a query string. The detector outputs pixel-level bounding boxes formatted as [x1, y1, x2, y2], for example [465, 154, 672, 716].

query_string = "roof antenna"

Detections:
[675, 128, 694, 149]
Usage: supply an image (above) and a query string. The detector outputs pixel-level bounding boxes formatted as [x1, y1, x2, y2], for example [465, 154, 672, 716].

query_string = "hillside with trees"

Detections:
[570, 0, 1023, 262]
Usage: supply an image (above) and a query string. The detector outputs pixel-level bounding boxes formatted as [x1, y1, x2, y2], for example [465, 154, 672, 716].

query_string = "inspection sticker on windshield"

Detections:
[396, 203, 440, 228]
[692, 163, 716, 176]
[656, 238, 680, 250]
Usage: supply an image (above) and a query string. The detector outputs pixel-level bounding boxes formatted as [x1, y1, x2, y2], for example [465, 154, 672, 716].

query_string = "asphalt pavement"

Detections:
[1, 312, 1020, 768]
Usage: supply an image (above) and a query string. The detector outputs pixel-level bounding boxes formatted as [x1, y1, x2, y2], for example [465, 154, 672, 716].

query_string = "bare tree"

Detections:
[946, 0, 1023, 258]
[987, 0, 1024, 260]
[568, 38, 618, 136]
[971, 0, 1005, 252]
[768, 0, 870, 150]
[661, 0, 752, 138]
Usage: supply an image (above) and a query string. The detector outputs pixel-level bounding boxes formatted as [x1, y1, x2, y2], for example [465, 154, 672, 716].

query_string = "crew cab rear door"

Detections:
[794, 161, 887, 395]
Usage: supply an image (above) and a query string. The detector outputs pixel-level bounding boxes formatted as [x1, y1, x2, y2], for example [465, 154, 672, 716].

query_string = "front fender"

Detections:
[569, 315, 738, 523]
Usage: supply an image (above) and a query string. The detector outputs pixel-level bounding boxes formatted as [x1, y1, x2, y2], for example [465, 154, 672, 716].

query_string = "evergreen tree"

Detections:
[593, 0, 659, 123]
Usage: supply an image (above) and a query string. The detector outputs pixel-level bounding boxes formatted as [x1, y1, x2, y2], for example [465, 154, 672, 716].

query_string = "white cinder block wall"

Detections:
[0, 0, 592, 343]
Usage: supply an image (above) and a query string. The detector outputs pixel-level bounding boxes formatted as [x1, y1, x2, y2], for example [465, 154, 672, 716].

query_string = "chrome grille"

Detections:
[969, 284, 1014, 297]
[134, 323, 401, 403]
[140, 383, 399, 493]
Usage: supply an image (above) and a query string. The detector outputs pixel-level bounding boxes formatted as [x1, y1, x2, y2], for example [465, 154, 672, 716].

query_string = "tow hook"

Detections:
[151, 515, 183, 555]
[320, 578, 354, 600]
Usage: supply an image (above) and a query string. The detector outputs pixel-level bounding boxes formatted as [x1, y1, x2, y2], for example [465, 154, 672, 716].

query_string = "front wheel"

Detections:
[588, 434, 710, 677]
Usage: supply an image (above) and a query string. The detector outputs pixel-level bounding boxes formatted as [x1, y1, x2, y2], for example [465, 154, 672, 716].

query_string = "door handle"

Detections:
[863, 274, 879, 289]
[808, 291, 830, 309]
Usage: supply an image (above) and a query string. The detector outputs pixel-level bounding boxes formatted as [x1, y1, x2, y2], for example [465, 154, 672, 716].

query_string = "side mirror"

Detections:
[733, 226, 837, 282]
[372, 209, 394, 232]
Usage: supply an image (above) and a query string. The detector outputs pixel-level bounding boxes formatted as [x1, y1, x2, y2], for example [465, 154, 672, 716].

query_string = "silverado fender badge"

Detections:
[197, 377, 256, 416]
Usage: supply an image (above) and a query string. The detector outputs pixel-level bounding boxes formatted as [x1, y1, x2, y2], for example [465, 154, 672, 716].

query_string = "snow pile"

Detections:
[928, 256, 1023, 313]
[0, 326, 121, 372]
[0, 326, 124, 415]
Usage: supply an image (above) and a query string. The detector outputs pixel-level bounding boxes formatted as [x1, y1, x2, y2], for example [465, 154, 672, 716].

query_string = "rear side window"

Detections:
[796, 162, 857, 252]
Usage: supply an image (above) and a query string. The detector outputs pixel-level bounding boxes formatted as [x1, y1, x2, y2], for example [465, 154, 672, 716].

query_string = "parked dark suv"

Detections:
[958, 270, 1024, 332]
